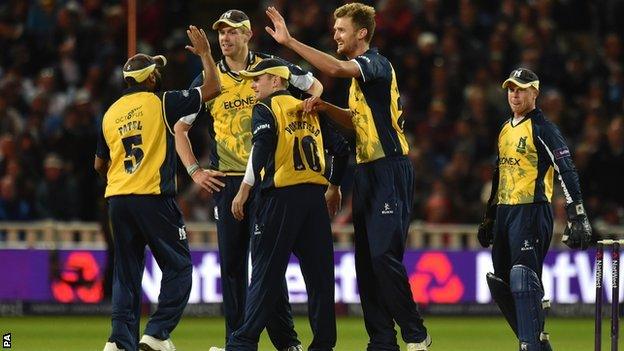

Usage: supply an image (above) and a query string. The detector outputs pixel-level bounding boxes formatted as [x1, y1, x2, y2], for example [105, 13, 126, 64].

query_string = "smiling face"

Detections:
[333, 17, 362, 58]
[217, 25, 251, 57]
[507, 83, 538, 118]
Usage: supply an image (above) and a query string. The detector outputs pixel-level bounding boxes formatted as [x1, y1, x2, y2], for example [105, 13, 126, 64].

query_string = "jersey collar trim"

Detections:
[509, 108, 540, 127]
[218, 51, 256, 74]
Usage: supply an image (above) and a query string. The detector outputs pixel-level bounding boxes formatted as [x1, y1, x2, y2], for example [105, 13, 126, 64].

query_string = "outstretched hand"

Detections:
[185, 25, 211, 56]
[265, 7, 292, 45]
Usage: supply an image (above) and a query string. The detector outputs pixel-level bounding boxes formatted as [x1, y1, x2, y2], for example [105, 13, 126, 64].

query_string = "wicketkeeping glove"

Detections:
[562, 201, 592, 250]
[477, 205, 496, 248]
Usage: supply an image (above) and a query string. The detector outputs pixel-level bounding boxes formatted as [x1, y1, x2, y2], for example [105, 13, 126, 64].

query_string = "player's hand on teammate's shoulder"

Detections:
[231, 183, 252, 221]
[185, 25, 211, 56]
[325, 184, 342, 217]
[191, 169, 226, 193]
[302, 96, 325, 113]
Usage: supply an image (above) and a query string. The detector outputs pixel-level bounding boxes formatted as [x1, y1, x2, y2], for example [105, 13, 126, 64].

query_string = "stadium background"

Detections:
[0, 0, 623, 350]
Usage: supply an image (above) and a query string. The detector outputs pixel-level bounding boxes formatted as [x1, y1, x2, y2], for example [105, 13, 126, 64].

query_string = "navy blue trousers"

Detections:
[227, 184, 336, 351]
[215, 176, 299, 349]
[492, 203, 553, 284]
[352, 156, 427, 351]
[107, 195, 192, 351]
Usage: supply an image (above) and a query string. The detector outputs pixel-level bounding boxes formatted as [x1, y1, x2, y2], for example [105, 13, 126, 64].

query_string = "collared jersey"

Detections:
[187, 51, 315, 175]
[246, 90, 350, 191]
[96, 86, 202, 197]
[349, 48, 409, 164]
[495, 108, 582, 205]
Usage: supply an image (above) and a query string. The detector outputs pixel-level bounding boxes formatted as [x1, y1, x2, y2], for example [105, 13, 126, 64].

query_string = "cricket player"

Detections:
[265, 3, 431, 351]
[96, 26, 220, 351]
[224, 58, 350, 351]
[478, 68, 592, 351]
[174, 10, 322, 351]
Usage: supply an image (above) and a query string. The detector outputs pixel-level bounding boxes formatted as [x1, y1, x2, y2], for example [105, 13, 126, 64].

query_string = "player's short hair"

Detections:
[334, 3, 376, 43]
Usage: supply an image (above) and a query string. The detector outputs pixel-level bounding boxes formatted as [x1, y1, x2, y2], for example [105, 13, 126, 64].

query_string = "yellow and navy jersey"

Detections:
[495, 108, 582, 205]
[96, 86, 202, 197]
[244, 90, 350, 191]
[349, 48, 409, 164]
[187, 51, 315, 175]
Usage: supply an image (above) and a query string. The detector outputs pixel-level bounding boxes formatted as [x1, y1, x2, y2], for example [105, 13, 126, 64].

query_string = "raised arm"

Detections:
[265, 7, 360, 78]
[185, 25, 221, 101]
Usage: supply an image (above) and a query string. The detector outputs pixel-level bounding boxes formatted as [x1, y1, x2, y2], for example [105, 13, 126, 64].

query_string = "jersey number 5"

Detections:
[293, 136, 321, 172]
[122, 134, 144, 174]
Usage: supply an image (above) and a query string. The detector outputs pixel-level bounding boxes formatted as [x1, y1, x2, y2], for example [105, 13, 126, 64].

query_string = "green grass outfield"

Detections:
[0, 316, 616, 350]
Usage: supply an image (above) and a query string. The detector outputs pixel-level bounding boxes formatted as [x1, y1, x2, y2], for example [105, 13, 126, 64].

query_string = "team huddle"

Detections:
[94, 3, 592, 351]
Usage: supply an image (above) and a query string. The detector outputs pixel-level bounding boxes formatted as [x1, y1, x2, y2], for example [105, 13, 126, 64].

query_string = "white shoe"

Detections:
[407, 334, 432, 351]
[103, 342, 124, 351]
[138, 335, 176, 351]
[208, 347, 225, 351]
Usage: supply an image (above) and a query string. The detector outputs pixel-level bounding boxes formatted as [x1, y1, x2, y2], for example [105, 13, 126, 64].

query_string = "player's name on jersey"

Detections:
[284, 120, 320, 137]
[223, 96, 255, 110]
[117, 120, 143, 136]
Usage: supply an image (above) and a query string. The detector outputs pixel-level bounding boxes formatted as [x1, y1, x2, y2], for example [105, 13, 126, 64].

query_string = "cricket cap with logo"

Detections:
[122, 53, 167, 83]
[212, 9, 251, 31]
[501, 68, 540, 91]
[239, 58, 290, 80]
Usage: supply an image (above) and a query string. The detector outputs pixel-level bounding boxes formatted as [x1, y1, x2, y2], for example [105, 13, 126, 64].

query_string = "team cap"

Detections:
[122, 54, 167, 83]
[239, 58, 290, 80]
[502, 68, 540, 90]
[212, 10, 251, 31]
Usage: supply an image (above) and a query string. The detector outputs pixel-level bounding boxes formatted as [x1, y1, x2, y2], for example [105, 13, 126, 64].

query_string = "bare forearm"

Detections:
[199, 53, 220, 101]
[320, 101, 353, 129]
[286, 38, 353, 78]
[174, 122, 198, 167]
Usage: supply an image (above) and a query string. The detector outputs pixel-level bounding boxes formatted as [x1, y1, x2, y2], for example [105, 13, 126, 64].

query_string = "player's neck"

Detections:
[347, 43, 370, 60]
[225, 48, 249, 72]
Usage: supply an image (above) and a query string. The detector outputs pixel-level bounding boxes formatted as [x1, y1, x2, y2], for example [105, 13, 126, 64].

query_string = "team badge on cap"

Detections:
[212, 9, 251, 31]
[502, 68, 540, 90]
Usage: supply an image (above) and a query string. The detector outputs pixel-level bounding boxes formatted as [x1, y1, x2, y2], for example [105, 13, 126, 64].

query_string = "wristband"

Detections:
[186, 163, 200, 176]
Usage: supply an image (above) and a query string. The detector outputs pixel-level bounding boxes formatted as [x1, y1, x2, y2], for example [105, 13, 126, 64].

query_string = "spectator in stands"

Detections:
[0, 175, 32, 221]
[34, 153, 79, 220]
[586, 116, 624, 223]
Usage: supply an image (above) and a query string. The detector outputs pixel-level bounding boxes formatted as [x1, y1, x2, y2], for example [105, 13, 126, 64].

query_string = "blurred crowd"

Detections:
[1, 0, 623, 232]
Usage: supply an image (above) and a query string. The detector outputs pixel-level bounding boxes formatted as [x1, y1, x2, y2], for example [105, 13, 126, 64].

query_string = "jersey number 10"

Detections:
[292, 136, 321, 172]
